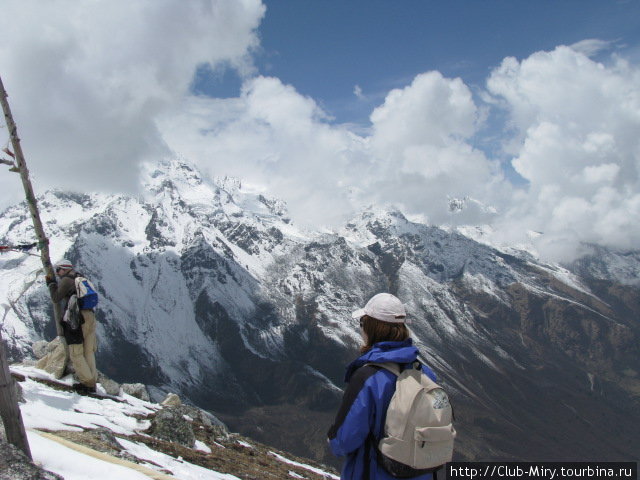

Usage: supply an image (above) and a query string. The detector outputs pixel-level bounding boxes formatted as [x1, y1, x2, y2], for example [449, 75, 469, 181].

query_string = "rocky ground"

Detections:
[2, 360, 339, 480]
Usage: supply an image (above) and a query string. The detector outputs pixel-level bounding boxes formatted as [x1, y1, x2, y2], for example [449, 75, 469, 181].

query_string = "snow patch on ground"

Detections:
[28, 432, 151, 480]
[117, 437, 240, 480]
[269, 451, 340, 480]
[16, 368, 155, 436]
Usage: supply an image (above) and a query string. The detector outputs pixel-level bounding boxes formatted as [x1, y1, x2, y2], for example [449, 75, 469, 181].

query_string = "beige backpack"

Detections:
[370, 362, 456, 477]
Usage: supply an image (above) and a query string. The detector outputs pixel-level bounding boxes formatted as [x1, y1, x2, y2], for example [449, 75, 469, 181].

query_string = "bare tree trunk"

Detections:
[0, 75, 57, 286]
[0, 331, 31, 459]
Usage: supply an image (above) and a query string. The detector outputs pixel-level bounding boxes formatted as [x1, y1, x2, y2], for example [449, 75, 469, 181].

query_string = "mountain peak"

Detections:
[214, 175, 242, 194]
[341, 205, 415, 246]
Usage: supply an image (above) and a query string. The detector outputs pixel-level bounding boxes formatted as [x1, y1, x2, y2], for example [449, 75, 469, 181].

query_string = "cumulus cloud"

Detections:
[0, 0, 264, 203]
[487, 45, 640, 260]
[159, 76, 362, 226]
[367, 72, 508, 225]
[160, 73, 509, 228]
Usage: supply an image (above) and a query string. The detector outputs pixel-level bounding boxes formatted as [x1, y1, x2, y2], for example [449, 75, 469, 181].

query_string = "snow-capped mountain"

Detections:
[1, 159, 639, 464]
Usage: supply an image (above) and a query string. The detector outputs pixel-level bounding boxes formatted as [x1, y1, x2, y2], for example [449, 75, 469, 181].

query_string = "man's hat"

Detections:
[54, 259, 73, 271]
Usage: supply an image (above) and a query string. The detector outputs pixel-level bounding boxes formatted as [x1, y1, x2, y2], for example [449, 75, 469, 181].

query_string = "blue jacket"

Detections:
[328, 339, 437, 480]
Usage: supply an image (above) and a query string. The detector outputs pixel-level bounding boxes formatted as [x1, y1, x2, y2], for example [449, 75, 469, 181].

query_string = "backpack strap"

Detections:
[365, 361, 448, 394]
[364, 362, 401, 376]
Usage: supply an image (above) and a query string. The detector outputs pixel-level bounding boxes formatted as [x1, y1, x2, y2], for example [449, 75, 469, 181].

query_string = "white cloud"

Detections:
[368, 72, 508, 224]
[159, 76, 360, 226]
[569, 38, 616, 58]
[487, 45, 640, 260]
[160, 73, 509, 228]
[0, 0, 265, 204]
[371, 72, 477, 149]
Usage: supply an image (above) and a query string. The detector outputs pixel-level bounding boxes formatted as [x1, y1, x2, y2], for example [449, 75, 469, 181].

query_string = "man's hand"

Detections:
[45, 274, 55, 284]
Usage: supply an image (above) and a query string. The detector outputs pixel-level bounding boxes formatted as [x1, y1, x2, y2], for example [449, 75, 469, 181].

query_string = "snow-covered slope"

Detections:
[8, 364, 338, 480]
[1, 159, 639, 464]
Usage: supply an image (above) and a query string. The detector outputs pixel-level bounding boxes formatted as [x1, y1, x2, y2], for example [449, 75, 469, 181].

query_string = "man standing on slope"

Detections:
[46, 259, 98, 393]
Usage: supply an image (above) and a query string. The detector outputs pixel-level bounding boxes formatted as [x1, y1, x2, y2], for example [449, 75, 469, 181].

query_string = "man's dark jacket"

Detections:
[47, 270, 83, 344]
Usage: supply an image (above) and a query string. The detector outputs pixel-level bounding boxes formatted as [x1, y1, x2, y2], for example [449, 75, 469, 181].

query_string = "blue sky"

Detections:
[195, 0, 640, 125]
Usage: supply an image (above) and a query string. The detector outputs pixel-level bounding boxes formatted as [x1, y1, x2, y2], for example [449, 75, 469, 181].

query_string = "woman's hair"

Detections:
[359, 315, 410, 354]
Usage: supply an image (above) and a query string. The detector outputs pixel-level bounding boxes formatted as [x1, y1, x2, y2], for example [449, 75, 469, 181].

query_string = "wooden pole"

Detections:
[0, 75, 57, 285]
[0, 330, 32, 459]
[0, 74, 58, 459]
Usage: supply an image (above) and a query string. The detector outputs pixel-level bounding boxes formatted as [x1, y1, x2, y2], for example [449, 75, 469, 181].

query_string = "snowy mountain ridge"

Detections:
[1, 158, 639, 464]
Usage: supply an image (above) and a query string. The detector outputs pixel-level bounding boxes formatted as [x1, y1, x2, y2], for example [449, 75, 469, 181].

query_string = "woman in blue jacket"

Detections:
[327, 293, 437, 480]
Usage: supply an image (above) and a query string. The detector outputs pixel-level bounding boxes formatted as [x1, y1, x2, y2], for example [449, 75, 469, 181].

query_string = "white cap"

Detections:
[54, 259, 73, 270]
[351, 293, 407, 324]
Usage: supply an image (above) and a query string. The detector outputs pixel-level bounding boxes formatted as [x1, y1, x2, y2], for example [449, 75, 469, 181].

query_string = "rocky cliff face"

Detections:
[1, 159, 638, 465]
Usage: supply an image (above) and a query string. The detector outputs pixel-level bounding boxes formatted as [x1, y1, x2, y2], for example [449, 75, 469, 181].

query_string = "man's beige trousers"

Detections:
[68, 310, 98, 388]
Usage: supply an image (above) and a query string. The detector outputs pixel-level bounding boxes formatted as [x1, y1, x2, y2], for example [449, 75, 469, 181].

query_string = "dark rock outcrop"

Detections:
[0, 442, 63, 480]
